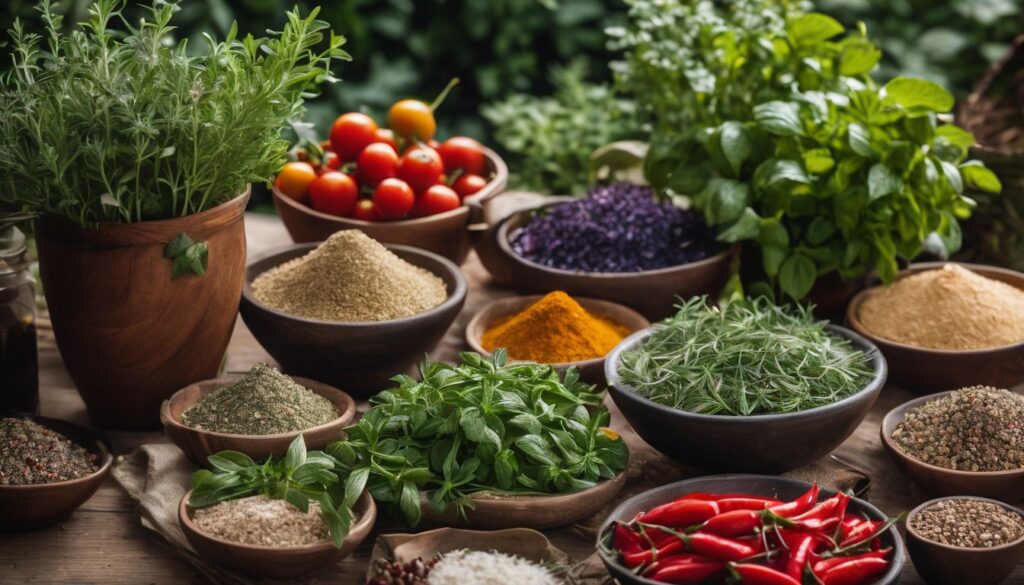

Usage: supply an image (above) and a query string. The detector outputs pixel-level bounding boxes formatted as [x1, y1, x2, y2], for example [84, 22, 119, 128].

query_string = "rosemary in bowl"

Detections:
[616, 297, 875, 416]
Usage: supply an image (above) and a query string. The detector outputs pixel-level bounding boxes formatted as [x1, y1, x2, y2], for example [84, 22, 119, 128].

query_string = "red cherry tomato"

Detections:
[321, 151, 342, 173]
[308, 171, 358, 217]
[330, 112, 378, 161]
[357, 142, 398, 187]
[374, 128, 398, 151]
[412, 184, 461, 217]
[388, 99, 436, 141]
[452, 173, 488, 199]
[350, 198, 379, 221]
[275, 161, 317, 201]
[437, 137, 486, 175]
[396, 147, 444, 192]
[373, 179, 415, 220]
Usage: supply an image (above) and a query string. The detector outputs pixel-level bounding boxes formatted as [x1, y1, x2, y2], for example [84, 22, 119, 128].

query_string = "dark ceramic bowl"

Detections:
[240, 242, 467, 397]
[847, 262, 1024, 394]
[597, 475, 904, 585]
[605, 324, 887, 473]
[273, 148, 507, 265]
[881, 391, 1024, 502]
[905, 496, 1024, 585]
[0, 414, 113, 532]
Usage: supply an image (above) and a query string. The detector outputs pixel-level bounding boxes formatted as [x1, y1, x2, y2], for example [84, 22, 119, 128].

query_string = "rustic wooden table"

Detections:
[2, 214, 1021, 585]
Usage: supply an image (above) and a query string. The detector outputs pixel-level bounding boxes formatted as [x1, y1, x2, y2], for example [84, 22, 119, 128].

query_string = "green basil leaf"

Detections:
[882, 77, 955, 113]
[718, 121, 751, 176]
[839, 42, 881, 76]
[779, 253, 817, 300]
[284, 489, 309, 513]
[164, 232, 194, 259]
[754, 101, 804, 136]
[960, 161, 1002, 193]
[283, 435, 307, 471]
[847, 123, 873, 157]
[717, 207, 761, 243]
[803, 148, 834, 174]
[938, 160, 963, 194]
[868, 164, 902, 200]
[399, 480, 421, 527]
[805, 217, 836, 246]
[762, 245, 787, 278]
[207, 451, 255, 473]
[787, 13, 845, 46]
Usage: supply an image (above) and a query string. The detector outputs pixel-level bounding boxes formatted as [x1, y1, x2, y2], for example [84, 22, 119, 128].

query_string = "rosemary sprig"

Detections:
[617, 297, 874, 416]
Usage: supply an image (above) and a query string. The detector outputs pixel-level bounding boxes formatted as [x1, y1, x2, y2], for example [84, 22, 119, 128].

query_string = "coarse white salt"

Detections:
[426, 550, 559, 585]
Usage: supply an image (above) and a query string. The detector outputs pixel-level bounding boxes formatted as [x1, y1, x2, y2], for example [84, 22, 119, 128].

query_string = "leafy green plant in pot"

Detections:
[0, 0, 348, 428]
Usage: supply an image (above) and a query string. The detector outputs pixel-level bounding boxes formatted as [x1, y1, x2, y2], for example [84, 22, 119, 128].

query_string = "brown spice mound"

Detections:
[252, 230, 447, 322]
[858, 264, 1024, 350]
[892, 386, 1024, 472]
[911, 499, 1024, 548]
[0, 417, 99, 485]
[193, 495, 329, 547]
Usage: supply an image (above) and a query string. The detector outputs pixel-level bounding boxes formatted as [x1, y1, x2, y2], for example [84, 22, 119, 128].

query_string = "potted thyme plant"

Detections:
[0, 0, 348, 428]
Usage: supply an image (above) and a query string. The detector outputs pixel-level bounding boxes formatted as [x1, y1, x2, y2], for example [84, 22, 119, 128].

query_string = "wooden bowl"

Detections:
[0, 414, 113, 532]
[239, 242, 468, 397]
[179, 489, 376, 578]
[485, 204, 734, 320]
[160, 376, 356, 467]
[597, 475, 905, 585]
[420, 470, 627, 530]
[847, 262, 1024, 393]
[605, 324, 887, 473]
[905, 496, 1024, 585]
[464, 295, 650, 386]
[881, 391, 1024, 502]
[273, 148, 508, 265]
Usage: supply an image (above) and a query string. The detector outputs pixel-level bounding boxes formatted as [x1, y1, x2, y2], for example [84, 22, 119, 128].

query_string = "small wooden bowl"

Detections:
[0, 414, 113, 532]
[273, 148, 508, 265]
[881, 391, 1024, 502]
[420, 470, 627, 530]
[160, 376, 356, 467]
[179, 489, 376, 579]
[905, 496, 1024, 585]
[465, 295, 650, 386]
[847, 262, 1024, 393]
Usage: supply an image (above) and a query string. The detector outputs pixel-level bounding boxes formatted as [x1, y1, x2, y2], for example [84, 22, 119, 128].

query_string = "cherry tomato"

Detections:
[396, 147, 444, 192]
[330, 112, 378, 161]
[452, 174, 487, 199]
[320, 151, 342, 173]
[350, 198, 379, 222]
[437, 137, 486, 175]
[412, 184, 461, 217]
[374, 128, 398, 151]
[274, 161, 317, 201]
[308, 171, 358, 217]
[373, 178, 415, 220]
[388, 99, 436, 142]
[357, 142, 398, 186]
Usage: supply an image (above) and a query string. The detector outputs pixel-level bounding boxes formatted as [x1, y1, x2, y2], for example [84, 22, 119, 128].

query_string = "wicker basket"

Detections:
[956, 35, 1024, 271]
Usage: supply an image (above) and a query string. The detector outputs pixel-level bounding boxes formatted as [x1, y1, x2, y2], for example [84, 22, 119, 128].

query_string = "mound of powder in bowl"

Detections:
[192, 495, 328, 547]
[252, 230, 447, 322]
[426, 550, 559, 585]
[857, 264, 1024, 350]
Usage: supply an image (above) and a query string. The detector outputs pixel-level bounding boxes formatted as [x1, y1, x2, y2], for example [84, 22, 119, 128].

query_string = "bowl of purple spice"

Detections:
[481, 183, 734, 319]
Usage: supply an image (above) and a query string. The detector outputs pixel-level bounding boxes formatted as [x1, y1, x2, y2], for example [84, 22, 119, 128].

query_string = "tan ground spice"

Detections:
[911, 499, 1024, 548]
[858, 264, 1024, 350]
[892, 386, 1024, 471]
[252, 230, 447, 322]
[193, 495, 329, 547]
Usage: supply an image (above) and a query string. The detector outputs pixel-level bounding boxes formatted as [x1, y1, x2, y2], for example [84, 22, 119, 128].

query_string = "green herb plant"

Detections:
[189, 435, 357, 548]
[0, 0, 349, 226]
[617, 296, 875, 416]
[164, 233, 208, 279]
[323, 351, 629, 527]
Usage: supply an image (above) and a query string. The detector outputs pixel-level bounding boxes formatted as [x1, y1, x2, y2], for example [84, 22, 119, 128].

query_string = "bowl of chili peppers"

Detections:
[596, 475, 904, 585]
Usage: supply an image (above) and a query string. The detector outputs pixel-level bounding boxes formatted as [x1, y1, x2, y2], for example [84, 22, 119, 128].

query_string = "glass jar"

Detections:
[0, 226, 38, 413]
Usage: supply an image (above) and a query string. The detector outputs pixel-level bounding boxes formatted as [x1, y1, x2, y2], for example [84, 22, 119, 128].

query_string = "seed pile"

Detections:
[892, 386, 1024, 471]
[0, 417, 98, 485]
[182, 364, 338, 435]
[365, 557, 439, 585]
[192, 495, 329, 547]
[912, 499, 1024, 548]
[858, 264, 1024, 350]
[252, 230, 447, 322]
[427, 550, 558, 585]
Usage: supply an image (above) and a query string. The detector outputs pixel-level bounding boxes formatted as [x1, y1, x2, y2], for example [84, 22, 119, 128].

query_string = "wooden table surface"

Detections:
[2, 214, 1021, 585]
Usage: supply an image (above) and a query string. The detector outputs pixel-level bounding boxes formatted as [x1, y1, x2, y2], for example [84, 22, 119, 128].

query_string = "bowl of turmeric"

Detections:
[465, 291, 650, 386]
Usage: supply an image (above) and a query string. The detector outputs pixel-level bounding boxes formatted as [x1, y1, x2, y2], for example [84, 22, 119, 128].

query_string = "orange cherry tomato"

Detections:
[275, 161, 317, 201]
[388, 99, 436, 142]
[308, 171, 358, 217]
[330, 112, 378, 161]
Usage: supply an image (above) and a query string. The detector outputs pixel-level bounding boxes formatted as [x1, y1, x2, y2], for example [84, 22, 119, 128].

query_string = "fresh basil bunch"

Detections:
[324, 351, 629, 526]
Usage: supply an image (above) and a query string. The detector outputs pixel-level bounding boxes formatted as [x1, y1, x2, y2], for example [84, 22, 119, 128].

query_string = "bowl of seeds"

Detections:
[0, 414, 113, 532]
[847, 262, 1024, 393]
[161, 364, 357, 466]
[905, 496, 1024, 585]
[881, 387, 1024, 502]
[239, 230, 468, 396]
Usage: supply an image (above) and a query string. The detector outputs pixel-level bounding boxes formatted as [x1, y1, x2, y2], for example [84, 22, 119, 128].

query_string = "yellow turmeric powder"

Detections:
[481, 291, 630, 363]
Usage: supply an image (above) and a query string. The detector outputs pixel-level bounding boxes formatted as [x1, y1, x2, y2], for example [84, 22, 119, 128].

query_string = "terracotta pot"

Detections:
[35, 191, 249, 429]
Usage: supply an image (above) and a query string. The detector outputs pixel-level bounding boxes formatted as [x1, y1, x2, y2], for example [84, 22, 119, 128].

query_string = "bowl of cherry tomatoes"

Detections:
[272, 94, 508, 265]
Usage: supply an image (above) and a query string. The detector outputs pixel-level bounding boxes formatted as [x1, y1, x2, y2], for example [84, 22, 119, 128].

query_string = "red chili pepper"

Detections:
[640, 499, 720, 528]
[839, 519, 882, 547]
[651, 561, 726, 584]
[729, 563, 801, 585]
[685, 532, 761, 562]
[675, 492, 767, 501]
[623, 539, 686, 568]
[784, 533, 818, 581]
[640, 525, 677, 549]
[614, 523, 644, 555]
[700, 509, 761, 537]
[812, 548, 892, 576]
[785, 493, 849, 533]
[819, 556, 890, 585]
[716, 497, 782, 512]
[640, 553, 701, 576]
[768, 483, 819, 518]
